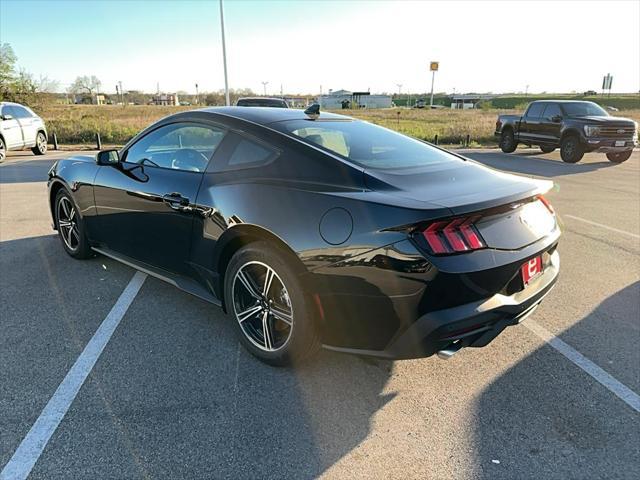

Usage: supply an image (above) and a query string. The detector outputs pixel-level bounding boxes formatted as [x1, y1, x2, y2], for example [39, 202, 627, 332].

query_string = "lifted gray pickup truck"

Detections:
[495, 100, 637, 163]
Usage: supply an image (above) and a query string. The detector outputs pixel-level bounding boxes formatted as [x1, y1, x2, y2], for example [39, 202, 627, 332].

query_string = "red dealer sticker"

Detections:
[521, 256, 543, 286]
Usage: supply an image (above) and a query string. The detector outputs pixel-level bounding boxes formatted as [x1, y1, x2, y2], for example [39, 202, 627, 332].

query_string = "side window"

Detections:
[124, 123, 225, 173]
[11, 106, 33, 119]
[525, 103, 545, 118]
[2, 106, 17, 118]
[542, 103, 562, 119]
[291, 127, 350, 156]
[228, 138, 275, 167]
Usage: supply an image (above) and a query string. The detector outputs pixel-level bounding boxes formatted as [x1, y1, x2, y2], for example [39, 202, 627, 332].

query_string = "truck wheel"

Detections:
[606, 150, 632, 163]
[540, 146, 555, 153]
[560, 136, 584, 163]
[499, 129, 517, 153]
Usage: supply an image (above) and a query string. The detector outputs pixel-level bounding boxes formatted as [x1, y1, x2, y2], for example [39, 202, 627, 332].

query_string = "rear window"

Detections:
[276, 119, 460, 170]
[236, 98, 288, 108]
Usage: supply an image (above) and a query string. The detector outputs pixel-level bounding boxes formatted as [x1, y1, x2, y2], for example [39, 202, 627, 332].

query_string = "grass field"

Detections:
[38, 104, 640, 147]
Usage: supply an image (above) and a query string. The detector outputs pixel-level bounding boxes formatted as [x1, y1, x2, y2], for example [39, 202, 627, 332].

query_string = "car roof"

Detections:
[237, 97, 286, 101]
[197, 106, 352, 125]
[530, 100, 597, 104]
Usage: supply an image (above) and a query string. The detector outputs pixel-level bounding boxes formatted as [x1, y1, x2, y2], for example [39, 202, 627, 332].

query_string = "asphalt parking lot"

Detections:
[1, 148, 638, 479]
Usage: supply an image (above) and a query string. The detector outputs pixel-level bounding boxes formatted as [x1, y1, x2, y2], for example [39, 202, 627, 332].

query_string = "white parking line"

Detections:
[564, 214, 640, 240]
[524, 319, 640, 413]
[0, 271, 147, 480]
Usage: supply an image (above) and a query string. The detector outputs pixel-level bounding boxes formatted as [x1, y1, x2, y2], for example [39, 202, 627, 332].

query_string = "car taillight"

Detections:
[422, 216, 485, 255]
[538, 194, 555, 215]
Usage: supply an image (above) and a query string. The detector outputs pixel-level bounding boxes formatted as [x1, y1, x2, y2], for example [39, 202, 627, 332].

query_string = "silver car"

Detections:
[0, 101, 48, 163]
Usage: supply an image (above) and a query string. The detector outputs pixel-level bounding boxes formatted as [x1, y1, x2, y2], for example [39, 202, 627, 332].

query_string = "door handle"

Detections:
[162, 192, 190, 210]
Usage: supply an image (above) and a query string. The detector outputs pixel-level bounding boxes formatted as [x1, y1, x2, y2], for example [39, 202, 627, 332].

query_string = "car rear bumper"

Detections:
[323, 248, 559, 360]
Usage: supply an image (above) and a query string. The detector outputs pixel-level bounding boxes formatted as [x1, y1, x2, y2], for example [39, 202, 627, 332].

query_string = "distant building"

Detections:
[450, 94, 495, 109]
[152, 93, 180, 106]
[74, 93, 105, 105]
[319, 89, 392, 109]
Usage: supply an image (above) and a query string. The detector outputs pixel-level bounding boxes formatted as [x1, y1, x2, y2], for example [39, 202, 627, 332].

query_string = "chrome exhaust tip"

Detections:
[436, 342, 463, 360]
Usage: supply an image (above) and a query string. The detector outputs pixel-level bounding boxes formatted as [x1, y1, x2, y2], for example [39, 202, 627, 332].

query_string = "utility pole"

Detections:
[261, 81, 269, 96]
[396, 83, 402, 105]
[119, 80, 123, 104]
[219, 0, 230, 106]
[195, 83, 199, 105]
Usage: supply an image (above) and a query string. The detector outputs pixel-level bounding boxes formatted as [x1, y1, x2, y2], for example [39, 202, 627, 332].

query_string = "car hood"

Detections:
[363, 158, 552, 215]
[571, 115, 636, 125]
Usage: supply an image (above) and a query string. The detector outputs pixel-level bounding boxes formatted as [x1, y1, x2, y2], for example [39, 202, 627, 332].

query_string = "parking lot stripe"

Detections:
[564, 214, 640, 240]
[524, 319, 640, 413]
[0, 271, 147, 480]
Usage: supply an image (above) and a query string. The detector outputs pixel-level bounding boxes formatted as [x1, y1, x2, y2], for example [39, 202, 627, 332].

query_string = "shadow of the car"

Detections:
[472, 282, 640, 479]
[0, 234, 396, 478]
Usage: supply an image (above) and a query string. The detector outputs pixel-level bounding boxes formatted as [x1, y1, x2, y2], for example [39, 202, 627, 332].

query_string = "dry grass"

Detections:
[39, 104, 640, 147]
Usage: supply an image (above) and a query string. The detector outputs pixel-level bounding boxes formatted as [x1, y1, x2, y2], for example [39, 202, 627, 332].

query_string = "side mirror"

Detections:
[1, 114, 14, 121]
[96, 149, 120, 165]
[551, 115, 562, 123]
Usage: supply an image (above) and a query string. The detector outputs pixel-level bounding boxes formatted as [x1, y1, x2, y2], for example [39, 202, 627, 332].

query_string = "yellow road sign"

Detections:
[430, 61, 439, 71]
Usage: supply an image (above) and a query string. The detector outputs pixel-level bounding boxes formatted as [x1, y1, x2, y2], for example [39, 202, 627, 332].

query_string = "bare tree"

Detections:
[35, 75, 59, 93]
[68, 75, 102, 95]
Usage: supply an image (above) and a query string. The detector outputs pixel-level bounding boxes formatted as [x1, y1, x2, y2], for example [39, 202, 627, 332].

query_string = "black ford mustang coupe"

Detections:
[48, 106, 560, 365]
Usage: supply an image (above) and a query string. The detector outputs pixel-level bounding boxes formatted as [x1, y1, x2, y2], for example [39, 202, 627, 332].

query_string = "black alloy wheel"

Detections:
[499, 129, 517, 153]
[225, 242, 320, 366]
[606, 150, 632, 163]
[560, 136, 584, 163]
[55, 189, 92, 258]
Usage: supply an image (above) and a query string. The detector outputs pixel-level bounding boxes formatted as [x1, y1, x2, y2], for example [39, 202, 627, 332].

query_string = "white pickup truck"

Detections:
[0, 101, 48, 163]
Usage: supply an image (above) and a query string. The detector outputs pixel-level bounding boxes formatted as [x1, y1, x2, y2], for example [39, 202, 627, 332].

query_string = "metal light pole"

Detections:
[429, 71, 436, 108]
[429, 61, 439, 108]
[195, 83, 199, 105]
[261, 81, 269, 96]
[396, 83, 402, 105]
[219, 0, 230, 106]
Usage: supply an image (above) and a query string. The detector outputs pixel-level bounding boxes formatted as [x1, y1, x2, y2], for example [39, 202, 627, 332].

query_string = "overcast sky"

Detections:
[2, 0, 639, 95]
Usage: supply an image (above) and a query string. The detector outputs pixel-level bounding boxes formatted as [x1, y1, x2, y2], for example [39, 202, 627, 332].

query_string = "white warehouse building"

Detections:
[319, 89, 392, 109]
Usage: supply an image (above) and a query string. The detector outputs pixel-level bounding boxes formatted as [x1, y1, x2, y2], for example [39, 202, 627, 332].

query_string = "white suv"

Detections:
[0, 101, 48, 163]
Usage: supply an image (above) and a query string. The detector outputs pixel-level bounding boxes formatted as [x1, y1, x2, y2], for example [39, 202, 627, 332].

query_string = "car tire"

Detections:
[540, 145, 555, 153]
[224, 241, 320, 366]
[560, 135, 584, 163]
[499, 129, 517, 153]
[606, 150, 632, 163]
[32, 132, 47, 155]
[0, 137, 6, 163]
[54, 188, 92, 259]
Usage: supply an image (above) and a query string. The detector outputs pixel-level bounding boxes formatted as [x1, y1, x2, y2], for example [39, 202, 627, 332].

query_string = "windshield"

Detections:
[275, 119, 460, 170]
[561, 102, 608, 117]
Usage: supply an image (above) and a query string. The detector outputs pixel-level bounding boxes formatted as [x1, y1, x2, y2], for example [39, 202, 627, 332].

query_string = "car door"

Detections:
[0, 106, 24, 148]
[92, 122, 226, 275]
[11, 105, 38, 146]
[521, 103, 545, 143]
[539, 102, 563, 144]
